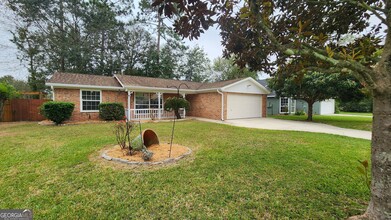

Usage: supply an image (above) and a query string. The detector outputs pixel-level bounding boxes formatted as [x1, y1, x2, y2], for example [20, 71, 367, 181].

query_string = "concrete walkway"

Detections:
[193, 117, 372, 140]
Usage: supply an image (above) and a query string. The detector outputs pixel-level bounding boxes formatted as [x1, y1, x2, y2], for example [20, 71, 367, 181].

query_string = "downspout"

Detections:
[217, 89, 224, 121]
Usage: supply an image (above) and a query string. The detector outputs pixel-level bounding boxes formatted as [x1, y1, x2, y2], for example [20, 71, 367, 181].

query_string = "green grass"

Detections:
[271, 115, 372, 131]
[0, 121, 371, 219]
[338, 112, 373, 117]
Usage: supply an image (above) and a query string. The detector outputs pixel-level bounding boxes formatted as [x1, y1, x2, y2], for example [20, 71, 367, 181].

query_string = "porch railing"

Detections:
[127, 108, 185, 120]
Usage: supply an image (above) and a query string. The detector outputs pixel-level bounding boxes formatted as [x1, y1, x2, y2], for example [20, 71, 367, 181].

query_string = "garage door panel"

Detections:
[227, 94, 261, 119]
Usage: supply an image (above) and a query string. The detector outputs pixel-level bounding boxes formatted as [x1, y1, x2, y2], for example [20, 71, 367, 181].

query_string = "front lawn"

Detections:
[0, 121, 370, 219]
[338, 112, 373, 117]
[271, 114, 372, 131]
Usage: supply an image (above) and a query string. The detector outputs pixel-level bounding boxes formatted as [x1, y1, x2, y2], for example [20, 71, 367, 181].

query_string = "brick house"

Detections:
[46, 72, 270, 121]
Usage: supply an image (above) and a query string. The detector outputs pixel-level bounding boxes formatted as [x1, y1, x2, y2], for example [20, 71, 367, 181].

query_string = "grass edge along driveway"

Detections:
[271, 114, 372, 131]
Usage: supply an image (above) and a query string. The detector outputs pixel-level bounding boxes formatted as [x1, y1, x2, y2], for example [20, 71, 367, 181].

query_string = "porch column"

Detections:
[182, 93, 186, 118]
[127, 91, 133, 121]
[157, 92, 162, 119]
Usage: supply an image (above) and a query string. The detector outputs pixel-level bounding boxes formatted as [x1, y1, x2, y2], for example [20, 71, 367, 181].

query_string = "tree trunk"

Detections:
[306, 100, 314, 121]
[364, 91, 391, 219]
[174, 109, 181, 119]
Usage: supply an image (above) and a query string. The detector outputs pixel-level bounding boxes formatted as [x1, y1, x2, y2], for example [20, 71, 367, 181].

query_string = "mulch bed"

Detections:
[102, 143, 192, 165]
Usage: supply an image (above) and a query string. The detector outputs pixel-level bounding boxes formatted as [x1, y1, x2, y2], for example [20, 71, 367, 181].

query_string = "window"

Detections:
[280, 97, 289, 113]
[280, 97, 296, 114]
[135, 93, 163, 109]
[81, 90, 101, 112]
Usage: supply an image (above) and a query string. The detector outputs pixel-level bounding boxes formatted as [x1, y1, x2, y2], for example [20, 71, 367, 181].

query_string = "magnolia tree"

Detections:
[152, 0, 390, 218]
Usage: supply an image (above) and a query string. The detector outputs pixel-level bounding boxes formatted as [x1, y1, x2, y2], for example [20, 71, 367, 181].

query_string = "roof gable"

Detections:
[222, 78, 270, 94]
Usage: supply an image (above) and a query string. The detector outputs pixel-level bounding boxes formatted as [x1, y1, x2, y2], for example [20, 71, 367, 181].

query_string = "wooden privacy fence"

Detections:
[1, 99, 49, 122]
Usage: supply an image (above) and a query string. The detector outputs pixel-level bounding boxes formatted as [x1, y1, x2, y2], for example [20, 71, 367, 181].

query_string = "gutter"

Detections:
[217, 89, 224, 121]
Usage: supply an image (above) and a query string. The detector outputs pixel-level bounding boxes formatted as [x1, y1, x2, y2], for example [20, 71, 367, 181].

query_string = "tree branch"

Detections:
[249, 3, 377, 89]
[342, 0, 388, 27]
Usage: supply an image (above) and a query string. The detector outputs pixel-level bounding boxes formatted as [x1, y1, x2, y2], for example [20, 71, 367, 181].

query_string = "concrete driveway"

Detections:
[196, 118, 371, 140]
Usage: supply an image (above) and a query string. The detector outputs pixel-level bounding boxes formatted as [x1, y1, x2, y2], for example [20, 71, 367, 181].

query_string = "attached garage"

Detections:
[227, 93, 262, 119]
[221, 78, 270, 120]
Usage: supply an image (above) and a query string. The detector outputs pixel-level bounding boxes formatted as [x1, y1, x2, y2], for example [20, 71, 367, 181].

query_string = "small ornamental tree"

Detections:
[0, 82, 17, 121]
[40, 101, 75, 125]
[164, 97, 190, 119]
[99, 102, 125, 120]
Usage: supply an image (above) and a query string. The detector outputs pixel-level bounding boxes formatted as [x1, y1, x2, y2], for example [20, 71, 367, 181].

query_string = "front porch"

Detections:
[125, 91, 186, 120]
[127, 108, 185, 120]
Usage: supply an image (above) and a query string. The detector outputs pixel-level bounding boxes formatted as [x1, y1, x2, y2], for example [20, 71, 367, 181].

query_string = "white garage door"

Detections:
[227, 93, 262, 119]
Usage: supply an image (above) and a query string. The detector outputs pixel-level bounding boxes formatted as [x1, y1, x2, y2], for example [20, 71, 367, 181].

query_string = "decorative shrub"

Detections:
[294, 110, 306, 116]
[40, 101, 75, 125]
[99, 102, 125, 120]
[164, 97, 190, 119]
[113, 119, 136, 155]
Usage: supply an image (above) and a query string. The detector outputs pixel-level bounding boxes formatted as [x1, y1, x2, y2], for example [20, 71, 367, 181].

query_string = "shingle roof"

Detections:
[115, 75, 203, 90]
[197, 78, 244, 90]
[47, 72, 249, 91]
[115, 75, 245, 90]
[47, 72, 122, 88]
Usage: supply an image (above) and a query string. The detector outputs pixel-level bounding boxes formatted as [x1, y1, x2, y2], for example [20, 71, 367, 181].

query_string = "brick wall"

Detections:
[186, 92, 222, 120]
[54, 88, 127, 121]
[54, 89, 266, 121]
[262, 94, 267, 117]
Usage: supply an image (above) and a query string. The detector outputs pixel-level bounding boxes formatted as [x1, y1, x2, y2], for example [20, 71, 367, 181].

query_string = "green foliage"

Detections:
[271, 114, 372, 131]
[40, 101, 74, 125]
[99, 103, 125, 121]
[339, 98, 373, 113]
[180, 46, 211, 82]
[268, 72, 363, 121]
[0, 82, 17, 102]
[0, 75, 31, 92]
[113, 120, 136, 155]
[212, 56, 258, 81]
[7, 0, 142, 89]
[0, 82, 18, 120]
[155, 1, 388, 216]
[334, 100, 341, 114]
[357, 160, 371, 191]
[294, 110, 305, 116]
[164, 97, 190, 119]
[164, 97, 190, 111]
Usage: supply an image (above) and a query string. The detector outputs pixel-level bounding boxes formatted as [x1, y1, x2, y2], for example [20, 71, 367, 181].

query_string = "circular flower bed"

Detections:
[101, 143, 192, 165]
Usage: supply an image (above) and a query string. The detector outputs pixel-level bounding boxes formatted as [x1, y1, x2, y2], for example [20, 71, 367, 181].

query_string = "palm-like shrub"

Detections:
[164, 97, 190, 119]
